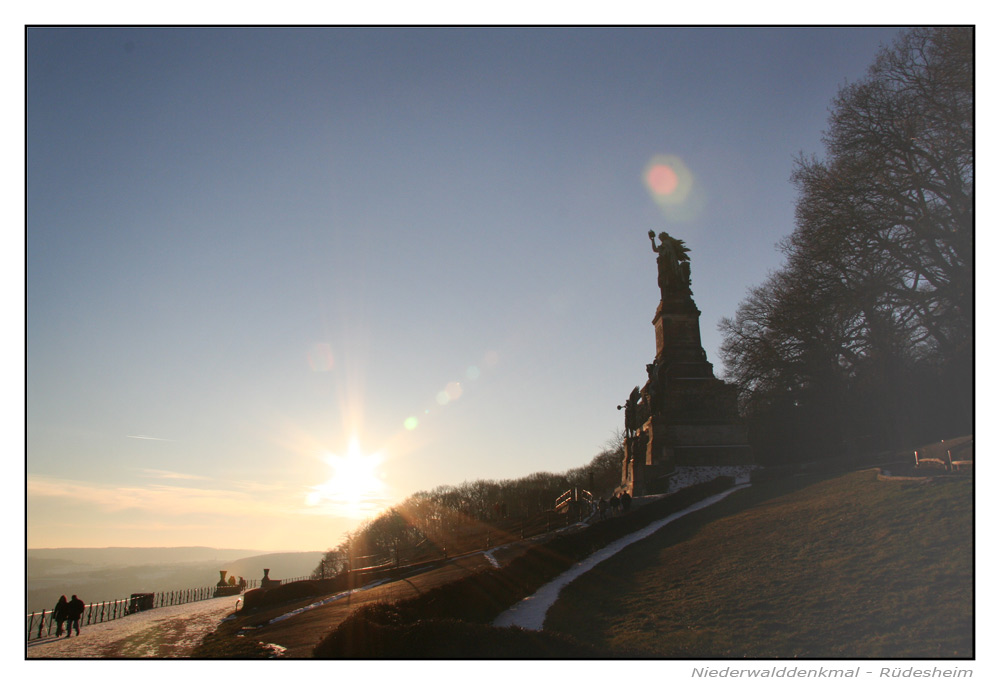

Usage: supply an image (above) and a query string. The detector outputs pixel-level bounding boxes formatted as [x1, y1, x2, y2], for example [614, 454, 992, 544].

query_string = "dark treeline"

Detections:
[312, 438, 623, 578]
[720, 28, 972, 463]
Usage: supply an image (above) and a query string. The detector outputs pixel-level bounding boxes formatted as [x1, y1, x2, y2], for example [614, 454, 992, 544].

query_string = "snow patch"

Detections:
[265, 577, 391, 625]
[262, 642, 287, 657]
[668, 465, 757, 492]
[492, 484, 750, 631]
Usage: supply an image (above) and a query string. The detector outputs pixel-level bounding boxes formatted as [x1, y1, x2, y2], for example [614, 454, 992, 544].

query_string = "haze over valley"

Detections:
[27, 547, 323, 613]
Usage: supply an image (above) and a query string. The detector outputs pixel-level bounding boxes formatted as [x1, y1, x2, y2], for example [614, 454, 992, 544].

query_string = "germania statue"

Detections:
[648, 230, 692, 301]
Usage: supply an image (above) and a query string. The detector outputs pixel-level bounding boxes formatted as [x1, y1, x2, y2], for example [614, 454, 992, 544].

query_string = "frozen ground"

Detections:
[25, 595, 242, 658]
[493, 484, 750, 630]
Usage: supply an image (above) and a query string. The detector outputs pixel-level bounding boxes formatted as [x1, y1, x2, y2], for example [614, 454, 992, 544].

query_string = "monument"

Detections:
[620, 231, 753, 496]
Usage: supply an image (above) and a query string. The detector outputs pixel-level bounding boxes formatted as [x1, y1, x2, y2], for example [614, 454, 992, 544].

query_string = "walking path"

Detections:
[493, 484, 751, 630]
[26, 595, 242, 658]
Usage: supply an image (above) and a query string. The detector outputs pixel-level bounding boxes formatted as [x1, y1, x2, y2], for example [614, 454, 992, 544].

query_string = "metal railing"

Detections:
[28, 597, 135, 641]
[25, 573, 320, 642]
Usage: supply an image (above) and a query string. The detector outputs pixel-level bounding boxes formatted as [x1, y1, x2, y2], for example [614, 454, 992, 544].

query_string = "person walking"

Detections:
[66, 595, 85, 636]
[52, 595, 69, 637]
[621, 489, 632, 513]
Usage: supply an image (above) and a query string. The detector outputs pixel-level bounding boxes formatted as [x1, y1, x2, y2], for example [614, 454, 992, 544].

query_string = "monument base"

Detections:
[622, 231, 754, 497]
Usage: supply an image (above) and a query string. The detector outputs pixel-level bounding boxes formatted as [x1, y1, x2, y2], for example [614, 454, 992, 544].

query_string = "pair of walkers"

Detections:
[52, 594, 85, 637]
[607, 490, 632, 515]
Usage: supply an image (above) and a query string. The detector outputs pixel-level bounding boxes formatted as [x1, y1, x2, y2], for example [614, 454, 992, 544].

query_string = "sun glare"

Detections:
[306, 438, 387, 517]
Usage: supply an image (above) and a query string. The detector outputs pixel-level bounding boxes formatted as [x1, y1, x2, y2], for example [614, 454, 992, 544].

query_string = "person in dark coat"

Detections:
[66, 594, 85, 636]
[621, 490, 632, 513]
[610, 493, 620, 514]
[52, 595, 69, 637]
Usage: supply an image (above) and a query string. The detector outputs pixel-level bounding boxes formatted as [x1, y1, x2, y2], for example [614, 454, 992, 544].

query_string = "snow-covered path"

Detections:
[26, 595, 242, 658]
[493, 484, 750, 630]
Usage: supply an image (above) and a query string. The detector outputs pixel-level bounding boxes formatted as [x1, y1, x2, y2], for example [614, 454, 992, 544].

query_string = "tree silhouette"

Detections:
[721, 27, 972, 461]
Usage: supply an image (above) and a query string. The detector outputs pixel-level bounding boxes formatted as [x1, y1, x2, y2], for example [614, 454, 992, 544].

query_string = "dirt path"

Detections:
[212, 517, 639, 657]
[238, 549, 519, 657]
[26, 596, 242, 658]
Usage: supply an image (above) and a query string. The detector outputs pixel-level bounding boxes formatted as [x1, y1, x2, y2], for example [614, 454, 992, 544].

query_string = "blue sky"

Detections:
[27, 26, 905, 551]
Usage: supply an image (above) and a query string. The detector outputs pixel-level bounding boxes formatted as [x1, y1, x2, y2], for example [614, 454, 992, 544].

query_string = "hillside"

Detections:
[545, 469, 972, 658]
[27, 547, 267, 566]
[240, 467, 969, 658]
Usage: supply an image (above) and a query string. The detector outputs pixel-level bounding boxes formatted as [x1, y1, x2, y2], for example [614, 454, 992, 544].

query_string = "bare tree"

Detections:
[721, 28, 972, 460]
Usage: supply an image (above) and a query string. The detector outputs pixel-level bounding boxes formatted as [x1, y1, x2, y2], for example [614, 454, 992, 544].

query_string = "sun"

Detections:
[306, 437, 387, 517]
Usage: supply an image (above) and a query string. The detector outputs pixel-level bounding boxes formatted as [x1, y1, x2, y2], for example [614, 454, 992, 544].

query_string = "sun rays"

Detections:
[305, 437, 389, 518]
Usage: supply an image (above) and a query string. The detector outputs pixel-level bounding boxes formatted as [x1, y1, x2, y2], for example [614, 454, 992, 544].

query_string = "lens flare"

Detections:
[643, 154, 703, 221]
[647, 163, 679, 196]
[307, 343, 335, 372]
[404, 416, 419, 431]
[643, 155, 692, 205]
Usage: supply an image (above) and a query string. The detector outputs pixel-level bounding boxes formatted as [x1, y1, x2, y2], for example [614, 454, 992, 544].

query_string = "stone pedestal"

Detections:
[261, 568, 281, 590]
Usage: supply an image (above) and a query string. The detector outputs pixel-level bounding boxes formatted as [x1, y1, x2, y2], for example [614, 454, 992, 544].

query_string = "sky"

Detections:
[26, 26, 909, 552]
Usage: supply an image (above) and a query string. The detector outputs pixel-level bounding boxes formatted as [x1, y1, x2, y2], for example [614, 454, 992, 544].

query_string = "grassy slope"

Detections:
[544, 469, 972, 658]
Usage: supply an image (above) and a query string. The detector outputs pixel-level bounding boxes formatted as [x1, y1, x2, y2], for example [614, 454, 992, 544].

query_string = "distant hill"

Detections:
[26, 547, 324, 613]
[27, 546, 269, 567]
[222, 552, 326, 583]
